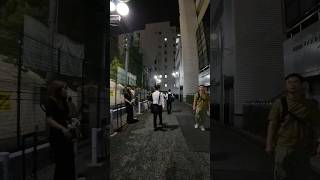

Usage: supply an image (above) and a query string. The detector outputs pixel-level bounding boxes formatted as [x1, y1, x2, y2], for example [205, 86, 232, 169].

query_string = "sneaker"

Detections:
[200, 126, 205, 131]
[194, 124, 199, 129]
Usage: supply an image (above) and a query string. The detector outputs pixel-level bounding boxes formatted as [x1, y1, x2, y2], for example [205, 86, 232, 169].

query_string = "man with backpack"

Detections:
[165, 89, 174, 114]
[265, 73, 320, 180]
[193, 85, 210, 131]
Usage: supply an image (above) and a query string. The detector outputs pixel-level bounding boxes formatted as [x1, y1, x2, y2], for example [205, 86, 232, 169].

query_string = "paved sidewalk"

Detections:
[212, 122, 320, 180]
[25, 139, 108, 180]
[212, 124, 273, 180]
[110, 101, 210, 180]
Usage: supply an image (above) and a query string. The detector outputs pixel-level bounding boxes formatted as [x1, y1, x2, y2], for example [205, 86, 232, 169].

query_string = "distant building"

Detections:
[140, 22, 177, 92]
[119, 22, 177, 92]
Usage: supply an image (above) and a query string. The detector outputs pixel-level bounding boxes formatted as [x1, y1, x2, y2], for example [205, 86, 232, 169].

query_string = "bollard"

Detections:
[137, 102, 142, 115]
[0, 152, 10, 180]
[110, 109, 114, 135]
[88, 128, 103, 167]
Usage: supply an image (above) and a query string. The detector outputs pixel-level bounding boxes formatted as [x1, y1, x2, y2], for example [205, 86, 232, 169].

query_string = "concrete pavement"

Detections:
[110, 101, 210, 180]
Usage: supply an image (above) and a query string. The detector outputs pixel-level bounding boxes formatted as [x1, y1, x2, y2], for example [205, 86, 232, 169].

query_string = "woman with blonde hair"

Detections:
[45, 80, 76, 180]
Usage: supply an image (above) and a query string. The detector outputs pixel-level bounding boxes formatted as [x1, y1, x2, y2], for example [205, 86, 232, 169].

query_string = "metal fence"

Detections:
[0, 27, 86, 150]
[0, 26, 107, 180]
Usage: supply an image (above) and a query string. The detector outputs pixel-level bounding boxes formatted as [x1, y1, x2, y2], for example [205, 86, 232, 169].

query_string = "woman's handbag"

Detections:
[151, 92, 161, 113]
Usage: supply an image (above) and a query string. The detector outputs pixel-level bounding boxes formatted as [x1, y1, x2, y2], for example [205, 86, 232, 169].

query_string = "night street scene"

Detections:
[1, 0, 320, 180]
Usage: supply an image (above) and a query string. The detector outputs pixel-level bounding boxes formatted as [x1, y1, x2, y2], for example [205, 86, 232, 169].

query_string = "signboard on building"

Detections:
[283, 21, 320, 77]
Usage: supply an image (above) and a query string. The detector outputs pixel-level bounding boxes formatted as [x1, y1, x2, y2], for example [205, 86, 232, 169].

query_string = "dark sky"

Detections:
[112, 0, 180, 34]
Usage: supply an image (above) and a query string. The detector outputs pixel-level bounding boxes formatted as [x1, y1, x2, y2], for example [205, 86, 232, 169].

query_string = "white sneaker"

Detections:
[200, 126, 205, 131]
[194, 124, 199, 129]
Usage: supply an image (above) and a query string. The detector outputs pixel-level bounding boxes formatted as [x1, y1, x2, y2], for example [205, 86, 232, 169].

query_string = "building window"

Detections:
[164, 44, 167, 48]
[165, 74, 167, 78]
[154, 67, 157, 70]
[164, 51, 167, 55]
[159, 32, 162, 35]
[154, 60, 157, 64]
[164, 65, 167, 70]
[173, 51, 176, 54]
[173, 44, 175, 47]
[173, 58, 175, 62]
[165, 83, 167, 87]
[164, 37, 168, 41]
[158, 45, 162, 48]
[164, 58, 167, 62]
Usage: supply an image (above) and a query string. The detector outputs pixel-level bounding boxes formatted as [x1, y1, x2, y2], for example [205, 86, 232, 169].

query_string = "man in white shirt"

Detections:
[152, 84, 165, 131]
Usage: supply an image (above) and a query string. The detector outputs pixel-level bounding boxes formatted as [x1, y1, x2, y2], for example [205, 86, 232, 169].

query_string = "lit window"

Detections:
[165, 84, 167, 87]
[164, 37, 167, 41]
[165, 75, 167, 78]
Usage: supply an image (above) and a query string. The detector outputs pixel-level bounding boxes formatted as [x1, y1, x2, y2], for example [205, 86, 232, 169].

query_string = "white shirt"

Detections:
[152, 90, 165, 108]
[164, 92, 172, 100]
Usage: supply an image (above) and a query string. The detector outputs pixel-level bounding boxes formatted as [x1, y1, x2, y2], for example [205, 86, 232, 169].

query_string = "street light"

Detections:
[116, 2, 129, 16]
[110, 0, 130, 26]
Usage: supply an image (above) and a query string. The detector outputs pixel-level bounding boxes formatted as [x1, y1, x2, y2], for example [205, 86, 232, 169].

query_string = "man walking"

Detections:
[151, 85, 165, 131]
[265, 73, 320, 180]
[165, 89, 174, 114]
[193, 85, 210, 131]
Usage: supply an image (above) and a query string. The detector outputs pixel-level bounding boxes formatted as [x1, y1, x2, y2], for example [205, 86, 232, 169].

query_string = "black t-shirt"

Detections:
[45, 97, 70, 139]
[124, 91, 132, 106]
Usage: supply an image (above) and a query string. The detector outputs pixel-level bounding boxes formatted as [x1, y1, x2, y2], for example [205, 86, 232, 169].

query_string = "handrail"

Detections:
[286, 5, 320, 34]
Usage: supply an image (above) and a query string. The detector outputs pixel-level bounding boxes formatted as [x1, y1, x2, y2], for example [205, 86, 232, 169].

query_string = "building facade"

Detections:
[178, 0, 210, 103]
[211, 0, 284, 126]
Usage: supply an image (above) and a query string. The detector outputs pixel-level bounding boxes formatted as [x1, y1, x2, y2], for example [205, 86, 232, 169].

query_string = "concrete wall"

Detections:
[233, 0, 284, 114]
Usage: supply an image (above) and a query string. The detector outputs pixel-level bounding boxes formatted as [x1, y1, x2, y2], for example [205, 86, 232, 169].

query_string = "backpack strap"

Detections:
[280, 96, 306, 125]
[280, 96, 288, 124]
[197, 92, 200, 102]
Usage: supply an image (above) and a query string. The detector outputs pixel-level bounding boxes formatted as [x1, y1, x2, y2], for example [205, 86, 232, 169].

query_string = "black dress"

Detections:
[45, 98, 75, 180]
[124, 91, 134, 123]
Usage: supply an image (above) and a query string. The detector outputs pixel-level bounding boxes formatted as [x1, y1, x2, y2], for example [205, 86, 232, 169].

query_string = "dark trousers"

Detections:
[167, 101, 172, 114]
[50, 137, 75, 180]
[153, 106, 163, 128]
[126, 104, 134, 122]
